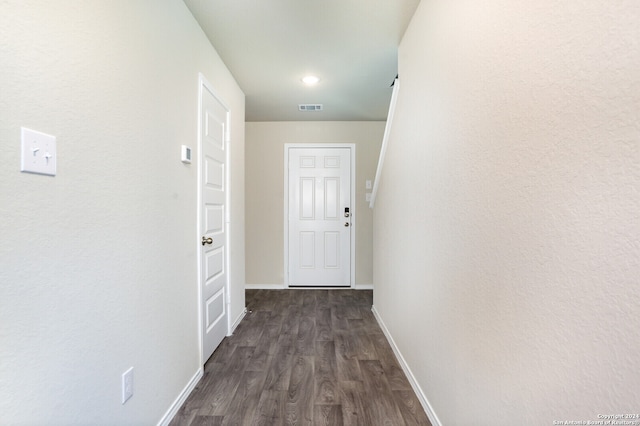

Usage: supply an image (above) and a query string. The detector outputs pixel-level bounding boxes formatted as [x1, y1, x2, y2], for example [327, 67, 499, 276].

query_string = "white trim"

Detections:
[247, 284, 371, 290]
[229, 307, 247, 334]
[288, 286, 352, 289]
[224, 115, 232, 337]
[245, 283, 287, 290]
[197, 73, 232, 364]
[369, 78, 399, 209]
[371, 305, 442, 426]
[196, 75, 204, 366]
[245, 283, 372, 290]
[355, 283, 374, 290]
[156, 368, 203, 426]
[283, 144, 356, 289]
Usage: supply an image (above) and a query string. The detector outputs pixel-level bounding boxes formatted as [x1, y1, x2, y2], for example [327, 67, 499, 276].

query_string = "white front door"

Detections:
[199, 77, 229, 362]
[286, 146, 354, 287]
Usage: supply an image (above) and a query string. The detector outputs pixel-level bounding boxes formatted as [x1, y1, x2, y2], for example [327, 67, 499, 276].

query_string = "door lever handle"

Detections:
[202, 236, 213, 246]
[344, 222, 350, 227]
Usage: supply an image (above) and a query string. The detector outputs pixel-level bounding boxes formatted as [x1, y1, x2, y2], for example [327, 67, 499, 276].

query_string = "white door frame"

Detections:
[284, 143, 356, 289]
[197, 73, 232, 365]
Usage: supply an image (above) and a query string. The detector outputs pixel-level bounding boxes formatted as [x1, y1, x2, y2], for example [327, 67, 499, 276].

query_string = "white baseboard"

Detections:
[245, 283, 373, 290]
[245, 283, 286, 290]
[355, 283, 374, 290]
[229, 307, 247, 334]
[371, 305, 442, 426]
[157, 367, 203, 426]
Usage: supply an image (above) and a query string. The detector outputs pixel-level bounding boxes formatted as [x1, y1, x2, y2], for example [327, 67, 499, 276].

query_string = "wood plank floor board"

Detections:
[313, 340, 339, 405]
[205, 336, 239, 368]
[286, 355, 315, 425]
[266, 311, 285, 328]
[349, 329, 378, 361]
[234, 311, 269, 347]
[190, 415, 224, 426]
[358, 360, 406, 426]
[294, 316, 316, 356]
[301, 291, 317, 312]
[344, 318, 367, 333]
[369, 333, 414, 391]
[280, 304, 302, 337]
[338, 380, 372, 426]
[314, 308, 333, 341]
[330, 305, 351, 332]
[334, 331, 362, 382]
[247, 322, 282, 372]
[340, 297, 362, 320]
[393, 390, 433, 426]
[253, 390, 286, 426]
[202, 346, 257, 416]
[313, 404, 344, 426]
[220, 370, 266, 426]
[361, 314, 384, 336]
[327, 290, 342, 305]
[262, 346, 294, 392]
[170, 410, 197, 426]
[171, 290, 431, 426]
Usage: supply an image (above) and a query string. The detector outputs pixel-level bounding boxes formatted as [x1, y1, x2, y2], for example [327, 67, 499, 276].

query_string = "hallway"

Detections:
[170, 290, 431, 425]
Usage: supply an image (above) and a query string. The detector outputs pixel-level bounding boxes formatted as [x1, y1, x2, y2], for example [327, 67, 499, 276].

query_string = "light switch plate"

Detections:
[21, 127, 56, 176]
[366, 180, 372, 189]
[122, 367, 134, 404]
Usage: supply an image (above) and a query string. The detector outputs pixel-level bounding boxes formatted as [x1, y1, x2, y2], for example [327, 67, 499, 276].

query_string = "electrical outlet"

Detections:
[122, 367, 134, 404]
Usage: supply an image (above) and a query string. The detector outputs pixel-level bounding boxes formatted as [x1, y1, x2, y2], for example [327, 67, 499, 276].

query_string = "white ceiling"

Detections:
[183, 0, 420, 121]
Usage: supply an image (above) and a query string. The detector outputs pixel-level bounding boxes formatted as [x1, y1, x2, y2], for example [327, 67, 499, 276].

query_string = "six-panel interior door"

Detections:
[288, 147, 352, 287]
[200, 81, 228, 362]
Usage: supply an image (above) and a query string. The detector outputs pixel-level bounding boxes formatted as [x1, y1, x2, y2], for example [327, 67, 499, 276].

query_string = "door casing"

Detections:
[284, 143, 356, 289]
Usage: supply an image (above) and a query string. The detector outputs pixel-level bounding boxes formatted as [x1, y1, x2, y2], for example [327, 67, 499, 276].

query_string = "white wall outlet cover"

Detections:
[21, 127, 56, 176]
[181, 145, 192, 164]
[366, 192, 372, 202]
[122, 367, 134, 404]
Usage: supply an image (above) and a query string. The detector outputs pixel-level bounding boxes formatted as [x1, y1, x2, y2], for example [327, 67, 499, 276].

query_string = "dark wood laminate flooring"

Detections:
[170, 290, 431, 426]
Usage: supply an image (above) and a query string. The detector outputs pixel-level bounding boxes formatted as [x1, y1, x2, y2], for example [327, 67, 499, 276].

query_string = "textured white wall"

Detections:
[245, 121, 384, 286]
[373, 0, 640, 424]
[0, 1, 245, 424]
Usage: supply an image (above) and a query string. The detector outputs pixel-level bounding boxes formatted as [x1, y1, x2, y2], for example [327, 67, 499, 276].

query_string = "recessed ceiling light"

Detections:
[302, 75, 320, 85]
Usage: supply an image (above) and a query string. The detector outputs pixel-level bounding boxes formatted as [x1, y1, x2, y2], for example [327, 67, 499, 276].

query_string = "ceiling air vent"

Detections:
[298, 104, 323, 112]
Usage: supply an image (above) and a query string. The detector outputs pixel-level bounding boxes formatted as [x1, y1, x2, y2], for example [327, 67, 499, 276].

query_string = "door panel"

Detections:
[287, 147, 352, 287]
[300, 178, 315, 219]
[200, 80, 229, 362]
[205, 288, 225, 333]
[325, 178, 339, 218]
[324, 232, 340, 268]
[205, 159, 224, 189]
[205, 206, 224, 234]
